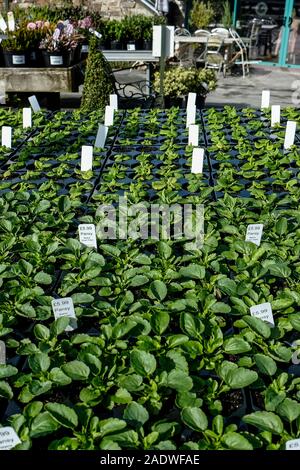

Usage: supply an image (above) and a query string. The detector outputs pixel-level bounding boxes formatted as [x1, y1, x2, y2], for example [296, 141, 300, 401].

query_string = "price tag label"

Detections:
[104, 105, 114, 126]
[79, 224, 97, 249]
[245, 224, 263, 246]
[186, 104, 196, 128]
[50, 55, 63, 66]
[28, 95, 41, 112]
[127, 43, 136, 51]
[286, 439, 300, 450]
[81, 145, 93, 172]
[271, 105, 280, 126]
[188, 124, 199, 147]
[95, 124, 108, 149]
[7, 12, 15, 32]
[1, 126, 12, 149]
[51, 298, 77, 332]
[191, 148, 204, 174]
[23, 108, 32, 128]
[0, 340, 5, 364]
[187, 92, 197, 108]
[0, 14, 7, 32]
[261, 90, 270, 109]
[0, 427, 21, 450]
[250, 302, 274, 327]
[284, 121, 296, 150]
[109, 94, 118, 111]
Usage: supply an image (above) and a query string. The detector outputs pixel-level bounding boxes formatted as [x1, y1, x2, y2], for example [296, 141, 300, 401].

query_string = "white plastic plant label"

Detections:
[187, 92, 197, 108]
[52, 298, 77, 332]
[0, 427, 21, 450]
[23, 107, 32, 128]
[284, 121, 296, 150]
[104, 105, 114, 126]
[245, 224, 263, 246]
[0, 340, 5, 364]
[12, 55, 25, 65]
[7, 12, 15, 32]
[250, 302, 274, 327]
[95, 124, 108, 149]
[50, 55, 63, 66]
[79, 224, 97, 249]
[191, 148, 204, 174]
[188, 124, 199, 147]
[81, 44, 89, 53]
[291, 341, 300, 365]
[271, 105, 280, 126]
[0, 14, 7, 32]
[261, 90, 270, 108]
[1, 126, 12, 149]
[109, 94, 118, 111]
[81, 145, 93, 172]
[127, 43, 136, 51]
[286, 439, 300, 450]
[28, 95, 41, 112]
[186, 104, 196, 128]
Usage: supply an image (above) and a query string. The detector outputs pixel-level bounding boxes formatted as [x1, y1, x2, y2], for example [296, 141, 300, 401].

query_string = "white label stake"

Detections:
[188, 124, 199, 146]
[0, 340, 5, 364]
[0, 14, 7, 32]
[109, 94, 118, 110]
[261, 90, 270, 109]
[286, 439, 300, 450]
[246, 224, 263, 246]
[28, 95, 41, 112]
[1, 126, 12, 148]
[250, 302, 274, 327]
[81, 145, 93, 172]
[23, 108, 32, 128]
[0, 427, 21, 450]
[271, 105, 280, 126]
[191, 148, 204, 174]
[7, 12, 15, 32]
[51, 298, 77, 332]
[95, 124, 108, 149]
[186, 104, 196, 128]
[79, 224, 97, 249]
[104, 105, 114, 126]
[187, 92, 197, 108]
[284, 121, 296, 150]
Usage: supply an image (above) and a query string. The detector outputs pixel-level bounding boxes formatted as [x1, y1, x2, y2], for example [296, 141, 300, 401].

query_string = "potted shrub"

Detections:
[189, 1, 216, 30]
[154, 66, 217, 108]
[81, 36, 115, 113]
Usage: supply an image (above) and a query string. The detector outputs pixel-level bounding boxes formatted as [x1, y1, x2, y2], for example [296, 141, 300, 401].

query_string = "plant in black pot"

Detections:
[123, 15, 143, 51]
[75, 16, 94, 59]
[1, 24, 49, 68]
[154, 66, 218, 108]
[39, 21, 84, 67]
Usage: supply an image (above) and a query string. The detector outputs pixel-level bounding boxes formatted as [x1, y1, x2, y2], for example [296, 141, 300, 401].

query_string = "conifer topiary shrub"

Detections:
[81, 36, 115, 113]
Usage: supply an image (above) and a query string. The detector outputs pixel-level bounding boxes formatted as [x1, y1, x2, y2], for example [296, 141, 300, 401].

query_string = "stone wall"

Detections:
[11, 1, 185, 22]
[12, 1, 153, 17]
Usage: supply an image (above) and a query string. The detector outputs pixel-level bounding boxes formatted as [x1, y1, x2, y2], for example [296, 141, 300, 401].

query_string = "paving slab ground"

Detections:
[61, 65, 300, 109]
[206, 65, 300, 108]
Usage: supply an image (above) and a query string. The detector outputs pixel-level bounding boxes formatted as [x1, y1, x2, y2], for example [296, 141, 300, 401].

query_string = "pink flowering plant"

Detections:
[39, 20, 84, 52]
[1, 21, 52, 52]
